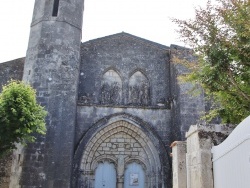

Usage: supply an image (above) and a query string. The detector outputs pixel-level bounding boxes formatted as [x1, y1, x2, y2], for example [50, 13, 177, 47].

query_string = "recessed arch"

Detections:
[80, 123, 159, 171]
[100, 69, 122, 104]
[94, 161, 116, 188]
[124, 156, 147, 171]
[124, 162, 145, 188]
[129, 71, 150, 105]
[73, 113, 169, 188]
[129, 68, 149, 81]
[102, 67, 123, 81]
[102, 69, 122, 85]
[91, 155, 118, 171]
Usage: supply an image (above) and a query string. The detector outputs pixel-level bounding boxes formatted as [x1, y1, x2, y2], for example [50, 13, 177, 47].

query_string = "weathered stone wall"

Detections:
[0, 154, 12, 188]
[78, 33, 170, 107]
[75, 35, 172, 186]
[0, 58, 25, 92]
[95, 132, 143, 157]
[77, 34, 172, 141]
[74, 115, 170, 188]
[76, 106, 171, 145]
[0, 34, 206, 187]
[0, 58, 24, 188]
[20, 0, 84, 187]
[171, 141, 187, 188]
[0, 40, 204, 188]
[74, 106, 172, 187]
[170, 45, 205, 140]
[74, 33, 207, 187]
[171, 124, 232, 188]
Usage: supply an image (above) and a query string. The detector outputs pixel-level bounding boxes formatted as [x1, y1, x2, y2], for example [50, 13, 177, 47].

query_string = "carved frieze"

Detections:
[101, 82, 121, 104]
[100, 70, 122, 105]
[79, 93, 93, 104]
[129, 71, 150, 106]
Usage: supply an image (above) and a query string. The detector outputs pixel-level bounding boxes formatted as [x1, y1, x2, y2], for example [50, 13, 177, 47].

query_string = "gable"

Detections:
[79, 32, 171, 108]
[81, 32, 169, 53]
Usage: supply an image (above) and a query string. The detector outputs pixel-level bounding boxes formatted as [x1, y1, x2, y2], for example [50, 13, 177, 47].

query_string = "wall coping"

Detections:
[185, 124, 233, 138]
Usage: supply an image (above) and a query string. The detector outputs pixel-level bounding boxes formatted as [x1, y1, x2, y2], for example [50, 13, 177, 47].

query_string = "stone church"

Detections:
[0, 0, 206, 188]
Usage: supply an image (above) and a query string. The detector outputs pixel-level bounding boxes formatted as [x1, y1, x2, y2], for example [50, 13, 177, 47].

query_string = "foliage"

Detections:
[172, 0, 250, 124]
[0, 81, 47, 157]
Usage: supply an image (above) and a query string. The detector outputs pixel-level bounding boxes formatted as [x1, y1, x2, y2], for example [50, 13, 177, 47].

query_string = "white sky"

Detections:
[0, 0, 207, 63]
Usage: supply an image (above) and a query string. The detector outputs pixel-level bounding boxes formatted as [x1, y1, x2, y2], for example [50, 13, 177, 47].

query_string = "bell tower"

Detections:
[22, 0, 84, 187]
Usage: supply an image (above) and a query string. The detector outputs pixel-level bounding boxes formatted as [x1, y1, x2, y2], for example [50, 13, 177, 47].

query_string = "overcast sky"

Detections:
[0, 0, 207, 62]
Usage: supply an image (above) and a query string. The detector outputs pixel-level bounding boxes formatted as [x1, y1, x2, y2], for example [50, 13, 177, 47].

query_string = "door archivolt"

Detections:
[79, 120, 161, 188]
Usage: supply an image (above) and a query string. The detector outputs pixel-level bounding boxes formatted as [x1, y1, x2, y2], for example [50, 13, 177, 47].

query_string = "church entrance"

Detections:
[93, 161, 145, 188]
[94, 162, 116, 188]
[124, 162, 145, 188]
[77, 119, 163, 188]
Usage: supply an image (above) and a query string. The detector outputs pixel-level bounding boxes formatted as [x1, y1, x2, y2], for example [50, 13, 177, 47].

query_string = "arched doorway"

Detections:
[73, 116, 169, 188]
[94, 161, 116, 188]
[124, 162, 145, 188]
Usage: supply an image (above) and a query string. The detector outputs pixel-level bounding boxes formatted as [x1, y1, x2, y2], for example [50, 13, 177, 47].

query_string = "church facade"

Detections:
[0, 1, 206, 188]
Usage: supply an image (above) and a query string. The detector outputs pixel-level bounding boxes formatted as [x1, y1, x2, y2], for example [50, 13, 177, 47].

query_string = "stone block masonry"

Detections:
[76, 120, 166, 188]
[20, 0, 84, 187]
[171, 124, 232, 188]
[0, 58, 24, 92]
[171, 141, 187, 188]
[0, 29, 208, 188]
[0, 154, 12, 188]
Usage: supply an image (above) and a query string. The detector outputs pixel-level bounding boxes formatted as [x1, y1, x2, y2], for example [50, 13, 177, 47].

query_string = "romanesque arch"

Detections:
[73, 114, 169, 188]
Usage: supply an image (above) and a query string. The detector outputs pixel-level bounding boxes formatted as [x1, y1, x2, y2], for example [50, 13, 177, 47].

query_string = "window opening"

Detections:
[52, 0, 60, 17]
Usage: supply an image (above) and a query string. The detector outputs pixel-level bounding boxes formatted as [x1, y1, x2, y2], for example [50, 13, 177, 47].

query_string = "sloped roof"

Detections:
[81, 32, 170, 51]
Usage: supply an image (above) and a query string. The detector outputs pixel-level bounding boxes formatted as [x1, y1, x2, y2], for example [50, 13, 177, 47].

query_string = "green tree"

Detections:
[0, 81, 47, 157]
[172, 0, 250, 124]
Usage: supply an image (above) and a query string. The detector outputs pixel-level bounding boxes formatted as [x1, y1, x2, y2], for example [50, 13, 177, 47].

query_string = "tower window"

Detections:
[52, 0, 60, 17]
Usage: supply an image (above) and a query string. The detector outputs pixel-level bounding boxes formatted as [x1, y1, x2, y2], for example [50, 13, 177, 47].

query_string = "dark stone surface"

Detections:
[170, 45, 205, 140]
[19, 0, 84, 187]
[0, 153, 13, 188]
[72, 33, 207, 187]
[0, 33, 206, 187]
[73, 112, 171, 188]
[0, 58, 25, 92]
[78, 33, 171, 107]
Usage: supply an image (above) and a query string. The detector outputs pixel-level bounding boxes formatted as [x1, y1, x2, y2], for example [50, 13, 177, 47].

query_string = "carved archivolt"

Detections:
[100, 70, 122, 105]
[124, 157, 147, 171]
[129, 71, 150, 105]
[91, 155, 118, 171]
[79, 120, 161, 187]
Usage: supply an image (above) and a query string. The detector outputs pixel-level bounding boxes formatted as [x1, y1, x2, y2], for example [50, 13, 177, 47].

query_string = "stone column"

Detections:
[185, 125, 214, 188]
[171, 141, 187, 188]
[117, 155, 124, 188]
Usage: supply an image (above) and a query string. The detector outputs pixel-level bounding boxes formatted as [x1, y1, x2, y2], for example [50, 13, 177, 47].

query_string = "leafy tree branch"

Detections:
[172, 0, 250, 123]
[0, 81, 47, 157]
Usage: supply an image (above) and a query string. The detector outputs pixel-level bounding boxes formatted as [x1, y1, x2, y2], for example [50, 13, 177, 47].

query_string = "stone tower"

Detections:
[21, 0, 84, 187]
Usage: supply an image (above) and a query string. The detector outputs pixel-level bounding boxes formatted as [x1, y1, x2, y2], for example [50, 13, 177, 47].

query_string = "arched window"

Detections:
[129, 71, 150, 105]
[100, 70, 122, 104]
